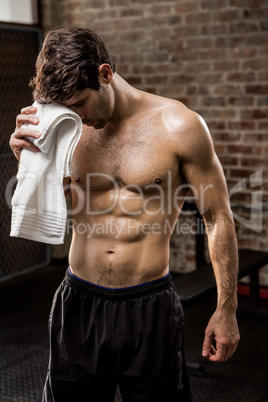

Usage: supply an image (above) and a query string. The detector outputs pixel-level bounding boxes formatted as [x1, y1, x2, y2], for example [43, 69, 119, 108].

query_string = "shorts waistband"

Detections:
[65, 267, 172, 300]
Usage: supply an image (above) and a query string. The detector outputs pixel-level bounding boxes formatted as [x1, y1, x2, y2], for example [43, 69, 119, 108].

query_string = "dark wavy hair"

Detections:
[30, 27, 116, 103]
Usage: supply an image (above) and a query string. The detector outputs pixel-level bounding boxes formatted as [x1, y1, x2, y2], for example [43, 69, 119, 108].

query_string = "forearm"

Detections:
[204, 211, 238, 313]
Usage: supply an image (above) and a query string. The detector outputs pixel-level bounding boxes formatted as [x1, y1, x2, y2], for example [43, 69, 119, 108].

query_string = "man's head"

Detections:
[30, 27, 116, 103]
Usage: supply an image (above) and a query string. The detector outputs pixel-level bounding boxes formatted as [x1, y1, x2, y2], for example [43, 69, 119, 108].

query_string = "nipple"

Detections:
[154, 178, 162, 184]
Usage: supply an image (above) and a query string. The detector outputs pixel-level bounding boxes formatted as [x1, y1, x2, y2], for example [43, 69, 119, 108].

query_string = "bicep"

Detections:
[179, 117, 231, 221]
[183, 154, 230, 217]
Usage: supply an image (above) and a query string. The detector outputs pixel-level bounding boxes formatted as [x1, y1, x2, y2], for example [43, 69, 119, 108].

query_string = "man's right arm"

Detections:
[9, 105, 41, 161]
[10, 106, 71, 199]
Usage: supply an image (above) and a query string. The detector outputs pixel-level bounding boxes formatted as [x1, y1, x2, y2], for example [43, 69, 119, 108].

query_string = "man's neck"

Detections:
[109, 73, 144, 124]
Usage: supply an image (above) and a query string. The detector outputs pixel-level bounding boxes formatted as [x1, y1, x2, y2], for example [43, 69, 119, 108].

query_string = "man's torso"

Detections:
[68, 95, 190, 287]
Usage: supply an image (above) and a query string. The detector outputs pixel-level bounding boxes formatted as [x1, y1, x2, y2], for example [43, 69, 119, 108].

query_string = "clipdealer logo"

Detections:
[229, 170, 263, 233]
[5, 170, 264, 234]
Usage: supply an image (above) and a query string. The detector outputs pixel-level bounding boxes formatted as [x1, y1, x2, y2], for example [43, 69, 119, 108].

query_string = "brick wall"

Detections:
[41, 0, 268, 282]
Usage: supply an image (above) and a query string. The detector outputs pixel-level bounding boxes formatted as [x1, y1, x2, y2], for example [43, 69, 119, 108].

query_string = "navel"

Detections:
[154, 178, 162, 184]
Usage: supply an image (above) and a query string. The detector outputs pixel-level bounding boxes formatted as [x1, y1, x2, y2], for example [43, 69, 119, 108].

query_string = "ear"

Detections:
[98, 64, 113, 85]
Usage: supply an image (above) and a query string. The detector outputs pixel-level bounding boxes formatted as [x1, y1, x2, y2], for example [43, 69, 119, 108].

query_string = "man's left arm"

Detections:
[178, 111, 240, 362]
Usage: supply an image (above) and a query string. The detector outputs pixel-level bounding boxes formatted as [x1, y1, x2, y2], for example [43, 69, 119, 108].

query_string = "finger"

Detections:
[11, 128, 41, 140]
[10, 130, 41, 161]
[225, 348, 234, 361]
[10, 139, 40, 161]
[232, 341, 239, 356]
[13, 144, 40, 161]
[208, 340, 239, 362]
[202, 332, 214, 358]
[220, 335, 240, 361]
[225, 342, 238, 360]
[208, 345, 216, 357]
[208, 343, 228, 362]
[12, 137, 40, 152]
[16, 114, 39, 129]
[21, 106, 37, 114]
[25, 143, 40, 153]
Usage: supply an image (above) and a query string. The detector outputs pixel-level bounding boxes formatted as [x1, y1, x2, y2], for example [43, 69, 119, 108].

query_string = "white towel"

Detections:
[10, 101, 82, 244]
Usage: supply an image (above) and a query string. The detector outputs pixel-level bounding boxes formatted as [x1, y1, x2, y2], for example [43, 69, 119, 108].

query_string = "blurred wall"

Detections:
[40, 0, 268, 282]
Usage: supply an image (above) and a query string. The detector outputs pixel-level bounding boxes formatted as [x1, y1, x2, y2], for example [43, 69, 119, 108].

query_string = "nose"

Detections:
[72, 107, 85, 121]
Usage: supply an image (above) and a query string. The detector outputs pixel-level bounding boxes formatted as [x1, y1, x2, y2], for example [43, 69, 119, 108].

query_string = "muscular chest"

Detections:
[71, 124, 179, 190]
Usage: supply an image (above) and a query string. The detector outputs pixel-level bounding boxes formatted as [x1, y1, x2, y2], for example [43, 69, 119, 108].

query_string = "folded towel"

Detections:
[10, 101, 82, 244]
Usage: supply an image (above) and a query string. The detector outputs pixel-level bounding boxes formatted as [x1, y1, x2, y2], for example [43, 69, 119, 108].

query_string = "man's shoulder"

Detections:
[145, 93, 202, 133]
[140, 91, 214, 160]
[155, 97, 214, 162]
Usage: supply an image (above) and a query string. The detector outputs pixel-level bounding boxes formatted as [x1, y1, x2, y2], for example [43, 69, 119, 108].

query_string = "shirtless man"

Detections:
[10, 27, 239, 402]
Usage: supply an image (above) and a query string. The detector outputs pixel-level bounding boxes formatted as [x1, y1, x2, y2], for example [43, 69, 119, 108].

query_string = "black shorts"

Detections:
[42, 268, 191, 402]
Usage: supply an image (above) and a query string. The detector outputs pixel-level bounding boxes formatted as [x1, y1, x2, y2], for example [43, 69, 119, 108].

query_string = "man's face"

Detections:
[62, 86, 113, 130]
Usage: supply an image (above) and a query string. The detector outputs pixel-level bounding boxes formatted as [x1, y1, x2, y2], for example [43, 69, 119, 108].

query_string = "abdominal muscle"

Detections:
[68, 190, 179, 288]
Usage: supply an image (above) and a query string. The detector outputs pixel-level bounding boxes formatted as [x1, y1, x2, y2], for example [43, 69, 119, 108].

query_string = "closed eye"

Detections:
[69, 97, 87, 108]
[73, 100, 84, 107]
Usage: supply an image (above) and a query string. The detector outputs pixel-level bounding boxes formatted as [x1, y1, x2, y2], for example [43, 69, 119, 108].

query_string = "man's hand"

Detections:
[9, 105, 41, 161]
[202, 309, 240, 362]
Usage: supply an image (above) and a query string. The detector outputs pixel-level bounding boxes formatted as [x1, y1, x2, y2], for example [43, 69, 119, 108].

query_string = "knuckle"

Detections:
[15, 128, 22, 137]
[22, 139, 29, 147]
[18, 127, 27, 136]
[21, 106, 32, 114]
[215, 354, 224, 363]
[218, 336, 229, 346]
[9, 134, 15, 143]
[205, 329, 212, 336]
